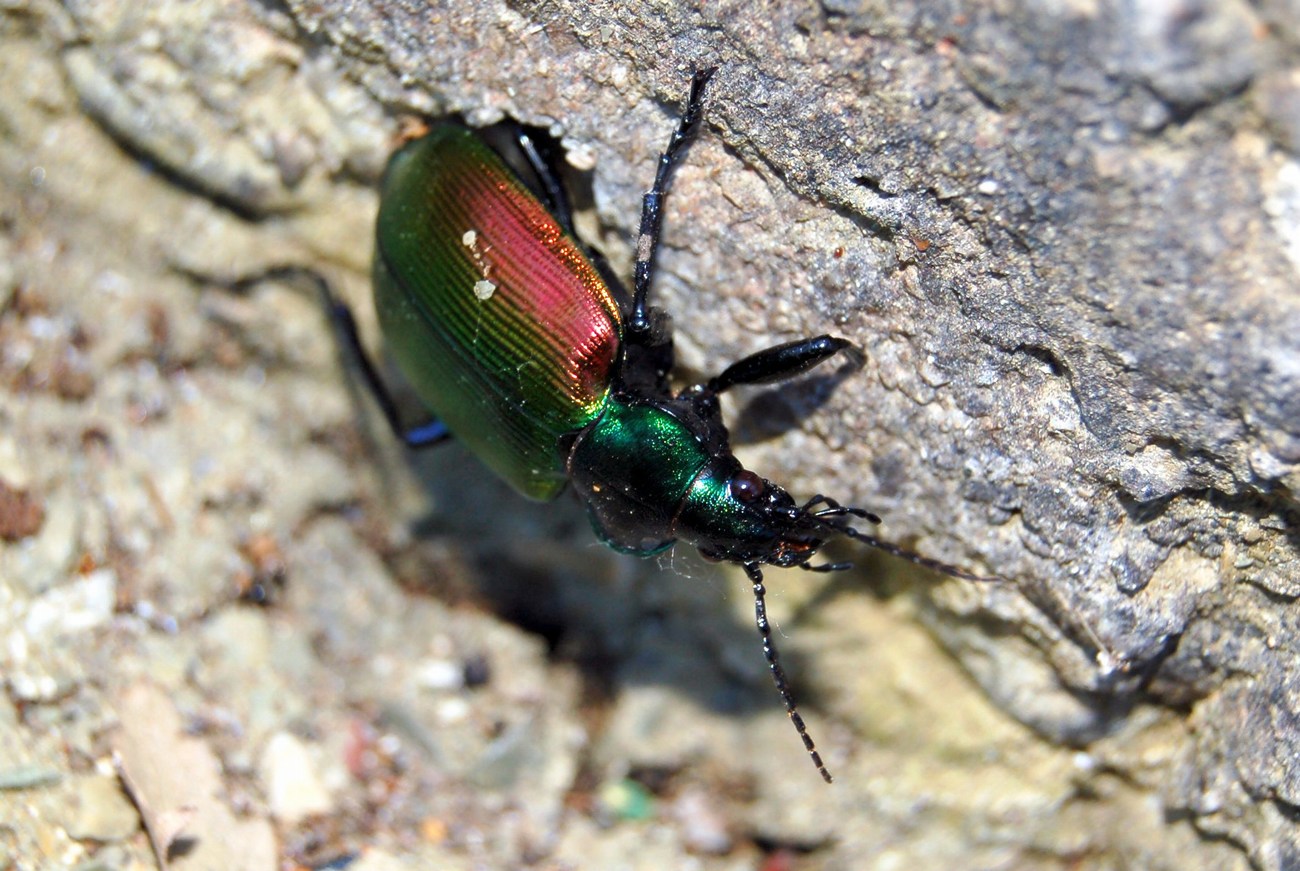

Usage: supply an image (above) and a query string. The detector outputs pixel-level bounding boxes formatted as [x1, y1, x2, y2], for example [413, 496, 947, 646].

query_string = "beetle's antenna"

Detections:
[744, 562, 834, 784]
[820, 519, 1003, 584]
[629, 67, 718, 340]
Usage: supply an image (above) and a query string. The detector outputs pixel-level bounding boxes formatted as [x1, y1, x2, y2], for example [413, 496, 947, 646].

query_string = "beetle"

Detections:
[335, 69, 992, 783]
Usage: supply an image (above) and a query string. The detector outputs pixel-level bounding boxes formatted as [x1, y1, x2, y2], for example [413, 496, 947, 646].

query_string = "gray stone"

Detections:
[2, 0, 1297, 868]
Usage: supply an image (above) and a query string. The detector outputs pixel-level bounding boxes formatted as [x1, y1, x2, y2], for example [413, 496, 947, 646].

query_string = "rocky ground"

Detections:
[2, 1, 1298, 869]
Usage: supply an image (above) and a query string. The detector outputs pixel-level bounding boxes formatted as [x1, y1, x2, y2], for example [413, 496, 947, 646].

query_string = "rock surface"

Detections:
[0, 0, 1296, 868]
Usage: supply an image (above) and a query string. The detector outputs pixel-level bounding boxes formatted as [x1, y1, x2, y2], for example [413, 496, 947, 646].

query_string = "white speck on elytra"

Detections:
[462, 229, 494, 282]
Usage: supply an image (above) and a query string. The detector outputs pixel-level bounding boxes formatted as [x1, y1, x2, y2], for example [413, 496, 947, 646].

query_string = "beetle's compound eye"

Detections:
[730, 470, 765, 503]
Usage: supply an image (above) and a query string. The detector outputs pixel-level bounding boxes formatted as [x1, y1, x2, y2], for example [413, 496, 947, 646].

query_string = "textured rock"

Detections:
[1, 0, 1296, 868]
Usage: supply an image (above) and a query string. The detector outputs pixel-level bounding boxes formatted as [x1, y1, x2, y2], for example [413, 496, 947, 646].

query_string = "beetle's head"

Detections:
[674, 458, 879, 570]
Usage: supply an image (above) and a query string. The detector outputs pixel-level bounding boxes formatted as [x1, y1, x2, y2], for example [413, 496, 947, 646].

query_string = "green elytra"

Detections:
[373, 125, 622, 502]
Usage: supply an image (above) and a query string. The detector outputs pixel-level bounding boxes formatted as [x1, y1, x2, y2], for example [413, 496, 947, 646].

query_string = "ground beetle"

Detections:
[336, 69, 992, 783]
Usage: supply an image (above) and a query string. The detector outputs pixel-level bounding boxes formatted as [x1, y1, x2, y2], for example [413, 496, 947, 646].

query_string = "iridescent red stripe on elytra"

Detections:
[448, 163, 620, 414]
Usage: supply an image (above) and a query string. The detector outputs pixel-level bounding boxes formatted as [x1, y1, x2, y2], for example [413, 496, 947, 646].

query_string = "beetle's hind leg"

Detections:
[218, 266, 449, 447]
[514, 125, 577, 236]
[513, 122, 643, 324]
[628, 67, 717, 342]
[295, 270, 448, 449]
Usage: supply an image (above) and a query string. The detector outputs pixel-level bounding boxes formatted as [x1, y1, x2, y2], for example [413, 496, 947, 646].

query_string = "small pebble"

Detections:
[672, 786, 731, 854]
[597, 778, 653, 822]
[0, 479, 44, 541]
[416, 658, 464, 691]
[260, 731, 332, 825]
[65, 774, 140, 841]
[23, 569, 116, 639]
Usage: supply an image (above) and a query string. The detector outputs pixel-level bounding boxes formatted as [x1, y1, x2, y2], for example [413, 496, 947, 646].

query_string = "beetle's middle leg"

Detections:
[513, 125, 576, 236]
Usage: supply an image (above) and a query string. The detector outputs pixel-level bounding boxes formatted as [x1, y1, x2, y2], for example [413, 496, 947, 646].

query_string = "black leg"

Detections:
[799, 560, 853, 573]
[628, 68, 717, 342]
[222, 266, 448, 447]
[744, 562, 833, 784]
[514, 125, 576, 236]
[309, 271, 451, 449]
[705, 335, 864, 395]
[512, 124, 641, 318]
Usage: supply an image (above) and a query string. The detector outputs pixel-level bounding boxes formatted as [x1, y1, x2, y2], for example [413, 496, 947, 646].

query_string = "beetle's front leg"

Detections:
[698, 335, 865, 397]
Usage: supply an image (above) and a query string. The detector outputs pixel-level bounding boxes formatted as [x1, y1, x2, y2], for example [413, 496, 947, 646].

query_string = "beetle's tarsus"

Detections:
[799, 561, 852, 573]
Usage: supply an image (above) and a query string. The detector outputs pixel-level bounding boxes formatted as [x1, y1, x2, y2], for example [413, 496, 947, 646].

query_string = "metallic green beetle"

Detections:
[360, 70, 988, 782]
